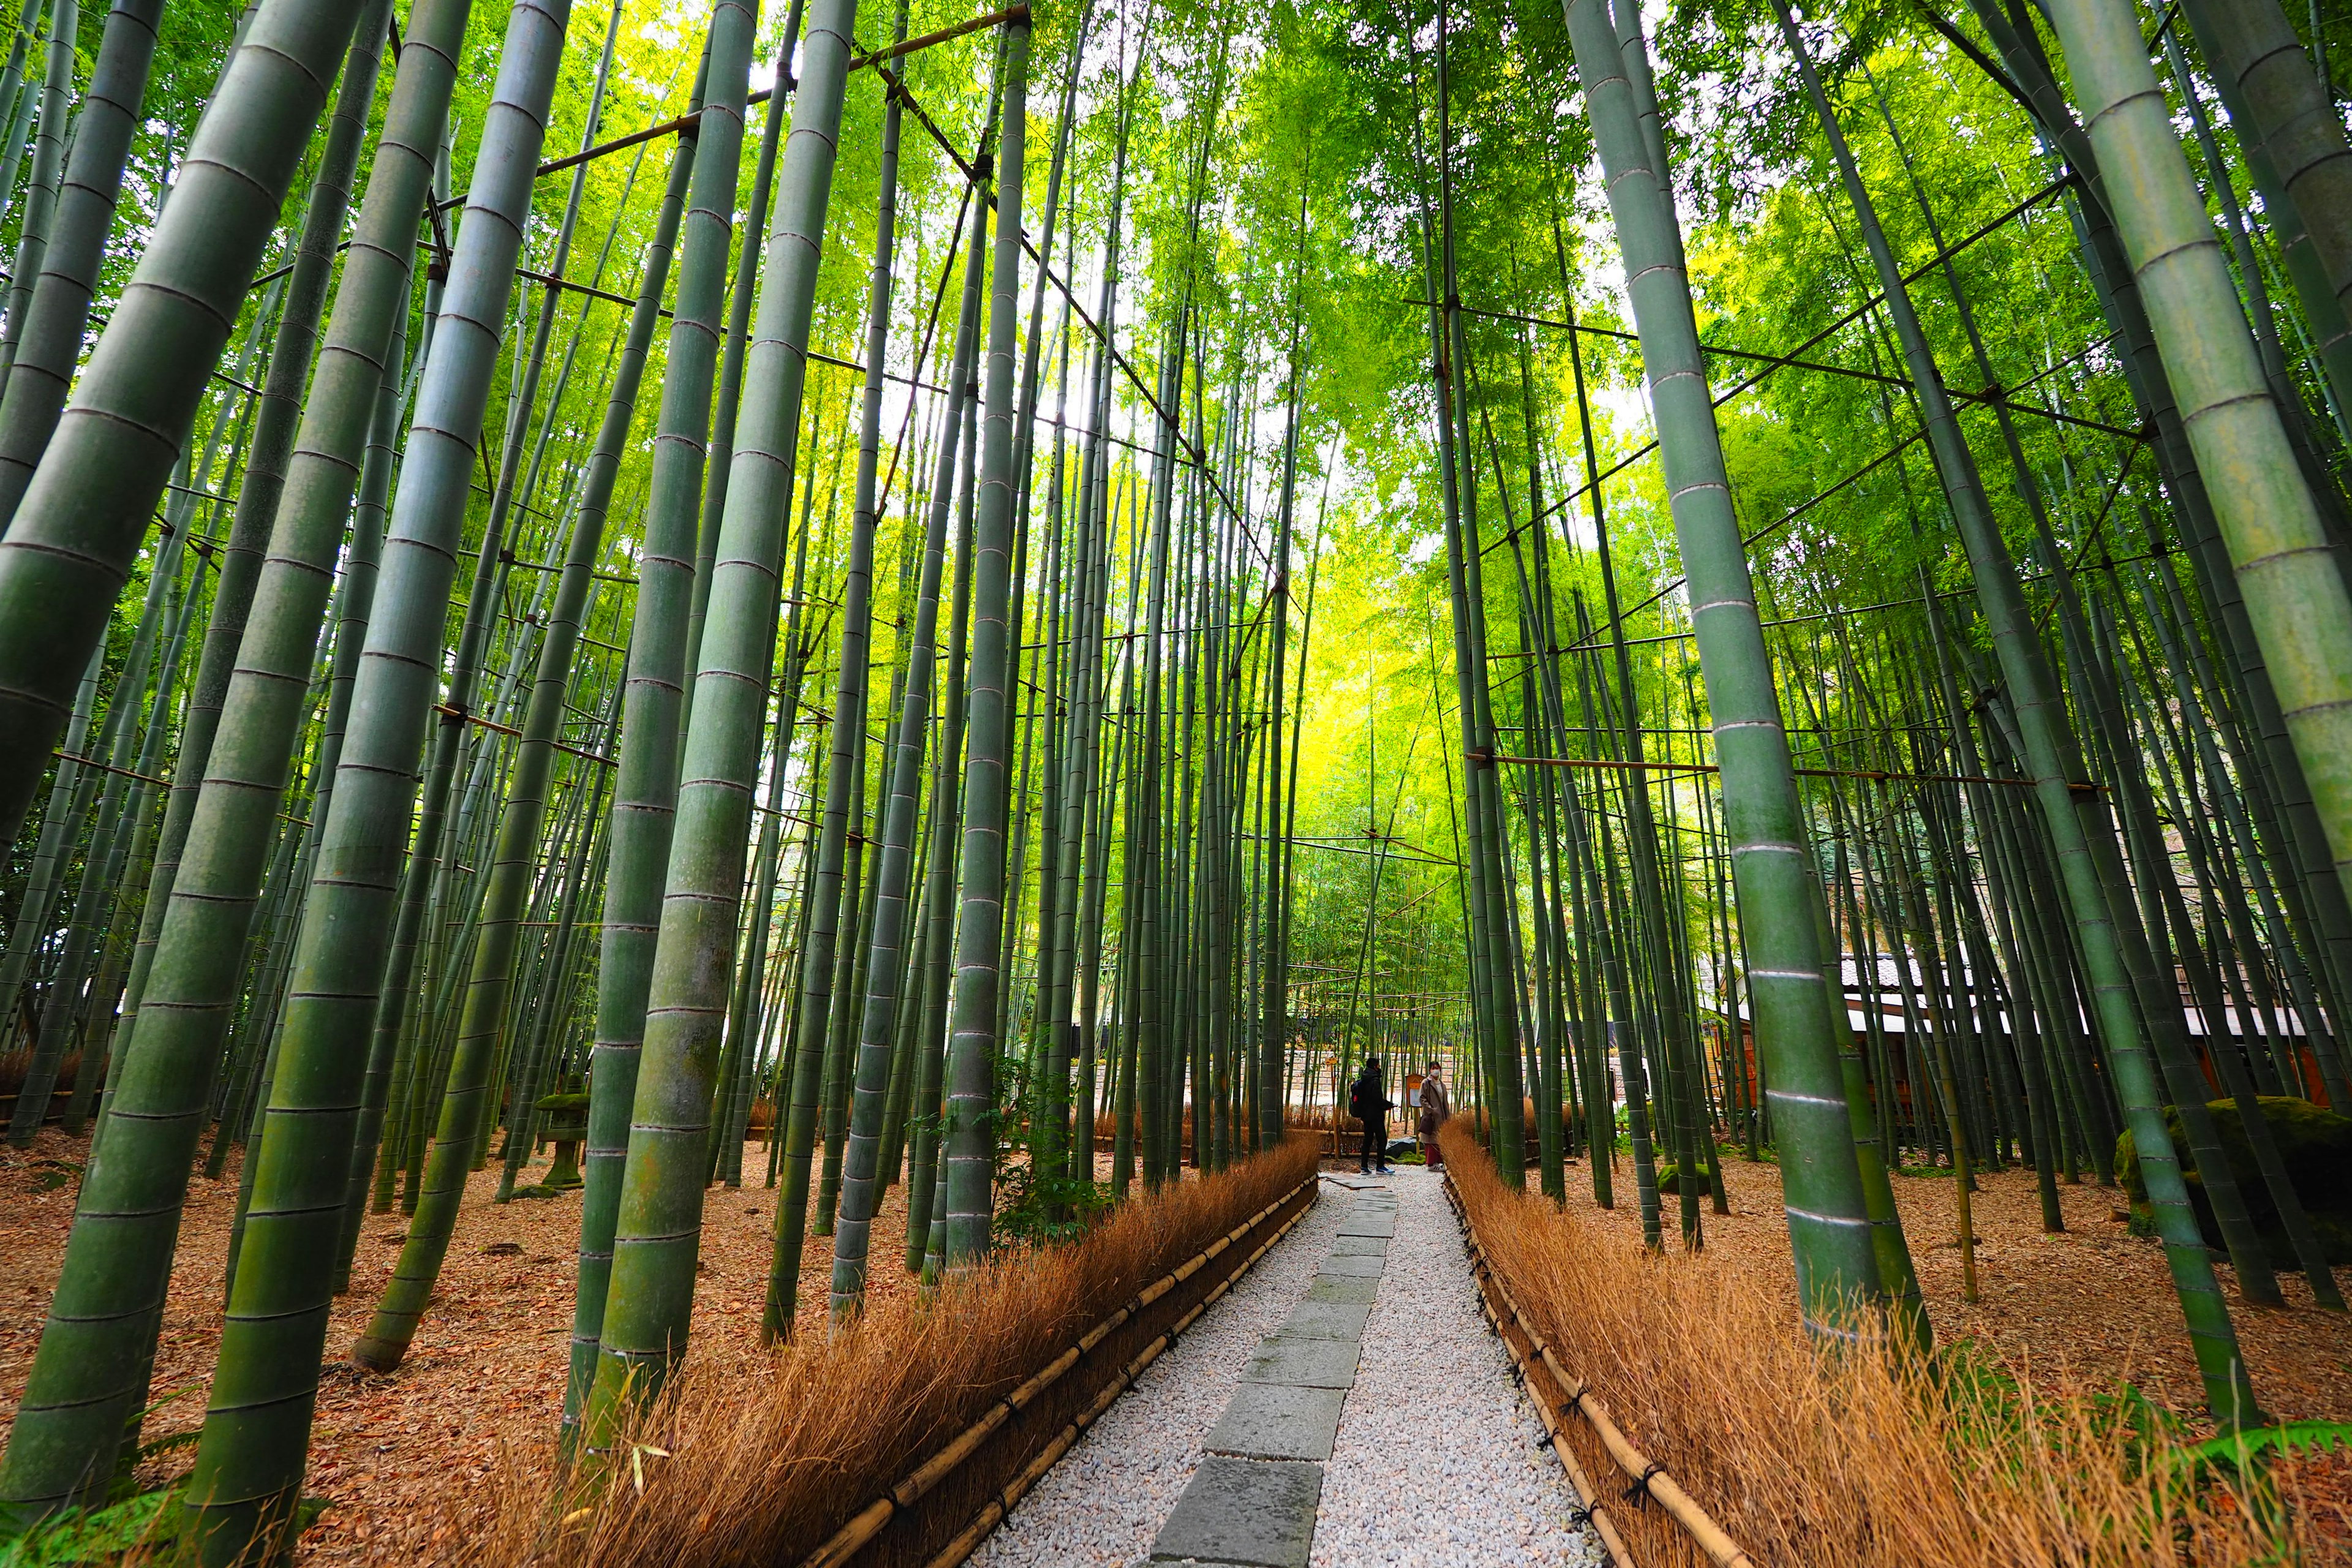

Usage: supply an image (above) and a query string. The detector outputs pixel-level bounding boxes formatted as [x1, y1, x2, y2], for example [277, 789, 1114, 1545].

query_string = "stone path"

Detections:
[965, 1183, 1346, 1568]
[971, 1169, 1597, 1568]
[1311, 1170, 1598, 1568]
[1146, 1185, 1398, 1567]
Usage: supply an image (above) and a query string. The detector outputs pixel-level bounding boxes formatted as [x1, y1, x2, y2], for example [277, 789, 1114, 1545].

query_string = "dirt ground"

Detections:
[9, 1126, 2351, 1561]
[0, 1127, 1041, 1562]
[1551, 1145, 2352, 1422]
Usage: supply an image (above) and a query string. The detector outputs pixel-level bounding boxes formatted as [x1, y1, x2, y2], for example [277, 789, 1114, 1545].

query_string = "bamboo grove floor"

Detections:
[1560, 1149, 2352, 1422]
[7, 1129, 2352, 1562]
[0, 1128, 998, 1562]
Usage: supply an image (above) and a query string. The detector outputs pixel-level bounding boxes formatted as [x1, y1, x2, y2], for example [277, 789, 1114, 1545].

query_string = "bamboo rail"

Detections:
[796, 1167, 1321, 1568]
[1442, 1172, 1757, 1568]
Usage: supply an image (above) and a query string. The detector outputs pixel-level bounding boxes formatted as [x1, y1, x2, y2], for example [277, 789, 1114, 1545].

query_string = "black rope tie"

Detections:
[1624, 1461, 1667, 1510]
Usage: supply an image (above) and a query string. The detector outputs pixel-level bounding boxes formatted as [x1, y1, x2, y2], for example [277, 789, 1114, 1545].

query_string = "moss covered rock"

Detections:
[2114, 1096, 2352, 1265]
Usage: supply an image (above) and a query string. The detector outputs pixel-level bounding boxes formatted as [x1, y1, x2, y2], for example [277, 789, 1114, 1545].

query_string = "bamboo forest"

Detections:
[3, 0, 2352, 1559]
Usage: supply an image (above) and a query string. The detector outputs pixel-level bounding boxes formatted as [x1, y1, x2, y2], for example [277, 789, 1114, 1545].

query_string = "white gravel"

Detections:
[1310, 1168, 1601, 1568]
[968, 1181, 1348, 1568]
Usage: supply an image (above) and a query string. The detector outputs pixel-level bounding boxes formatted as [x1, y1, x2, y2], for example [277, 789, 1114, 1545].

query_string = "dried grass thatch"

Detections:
[427, 1132, 1321, 1568]
[1442, 1120, 2346, 1566]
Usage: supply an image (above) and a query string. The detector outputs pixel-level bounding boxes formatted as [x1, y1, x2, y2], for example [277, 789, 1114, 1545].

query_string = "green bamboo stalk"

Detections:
[583, 0, 846, 1429]
[1415, 17, 1520, 1185]
[2046, 0, 2352, 1050]
[902, 404, 980, 1267]
[367, 0, 631, 1222]
[1560, 0, 1883, 1335]
[329, 306, 421, 1291]
[167, 2, 575, 1555]
[352, 55, 701, 1370]
[0, 0, 367, 959]
[1259, 379, 1302, 1156]
[815, 771, 872, 1232]
[826, 0, 923, 1316]
[938, 23, 1028, 1262]
[0, 0, 161, 528]
[562, 21, 764, 1413]
[0, 0, 78, 395]
[2174, 0, 2352, 412]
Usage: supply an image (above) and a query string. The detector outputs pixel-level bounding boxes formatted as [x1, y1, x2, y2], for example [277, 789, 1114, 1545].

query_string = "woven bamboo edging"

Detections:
[797, 1168, 1322, 1568]
[1442, 1170, 1755, 1568]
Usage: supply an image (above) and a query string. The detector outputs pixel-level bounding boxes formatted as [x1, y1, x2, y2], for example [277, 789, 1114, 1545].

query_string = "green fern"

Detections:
[2169, 1419, 2352, 1485]
[0, 1490, 332, 1567]
[0, 1489, 182, 1567]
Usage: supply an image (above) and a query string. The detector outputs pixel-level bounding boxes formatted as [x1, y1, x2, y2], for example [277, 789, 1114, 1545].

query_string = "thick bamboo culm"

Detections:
[799, 1169, 1320, 1568]
[1443, 1170, 1752, 1568]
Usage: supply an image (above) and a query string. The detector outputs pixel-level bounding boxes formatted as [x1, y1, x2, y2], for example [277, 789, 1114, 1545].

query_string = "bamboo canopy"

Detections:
[0, 0, 2346, 1556]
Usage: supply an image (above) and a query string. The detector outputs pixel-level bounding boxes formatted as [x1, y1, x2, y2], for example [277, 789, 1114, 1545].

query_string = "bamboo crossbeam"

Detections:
[1556, 429, 1927, 643]
[531, 6, 1031, 183]
[1240, 830, 1460, 867]
[1450, 298, 2138, 441]
[1484, 173, 2078, 575]
[1487, 748, 2103, 793]
[431, 703, 614, 767]
[1507, 543, 2190, 651]
[487, 264, 962, 402]
[48, 749, 167, 788]
[872, 68, 1273, 570]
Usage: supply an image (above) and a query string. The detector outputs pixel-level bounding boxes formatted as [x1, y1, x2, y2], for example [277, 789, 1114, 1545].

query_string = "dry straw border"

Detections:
[1439, 1121, 2338, 1567]
[428, 1132, 1322, 1568]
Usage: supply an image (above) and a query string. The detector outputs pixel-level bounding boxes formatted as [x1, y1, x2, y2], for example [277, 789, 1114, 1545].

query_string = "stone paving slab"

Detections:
[1276, 1299, 1373, 1341]
[1202, 1381, 1350, 1462]
[1147, 1189, 1393, 1568]
[1240, 1333, 1360, 1390]
[1150, 1457, 1324, 1567]
[1315, 1253, 1385, 1276]
[1305, 1273, 1379, 1305]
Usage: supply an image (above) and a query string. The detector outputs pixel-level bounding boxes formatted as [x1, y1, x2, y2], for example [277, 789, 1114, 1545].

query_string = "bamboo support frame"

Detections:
[796, 1168, 1319, 1568]
[1490, 750, 2105, 793]
[1442, 1169, 1754, 1568]
[531, 6, 1032, 183]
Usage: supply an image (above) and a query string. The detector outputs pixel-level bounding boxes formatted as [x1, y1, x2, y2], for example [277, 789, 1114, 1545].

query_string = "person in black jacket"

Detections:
[1349, 1057, 1395, 1174]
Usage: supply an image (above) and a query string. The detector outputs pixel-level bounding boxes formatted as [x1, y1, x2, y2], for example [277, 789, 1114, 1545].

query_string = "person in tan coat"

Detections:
[1417, 1059, 1451, 1166]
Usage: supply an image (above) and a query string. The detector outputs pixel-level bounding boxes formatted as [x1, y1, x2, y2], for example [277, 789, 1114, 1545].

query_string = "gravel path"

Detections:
[1310, 1168, 1600, 1568]
[968, 1181, 1348, 1568]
